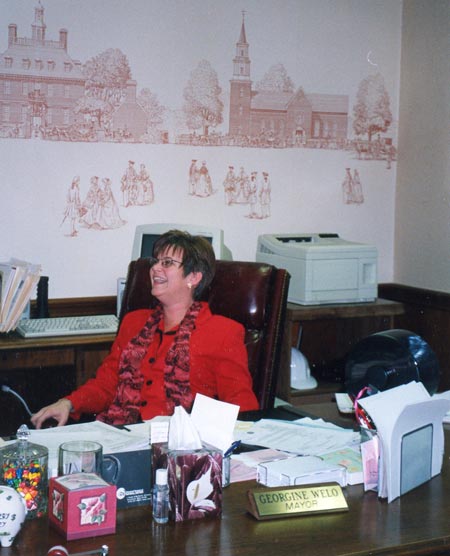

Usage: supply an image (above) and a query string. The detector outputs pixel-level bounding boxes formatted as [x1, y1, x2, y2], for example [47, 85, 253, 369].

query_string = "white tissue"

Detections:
[167, 406, 203, 450]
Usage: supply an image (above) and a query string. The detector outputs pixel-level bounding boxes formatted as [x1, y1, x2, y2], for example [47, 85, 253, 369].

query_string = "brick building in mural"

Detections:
[0, 2, 85, 138]
[229, 17, 349, 144]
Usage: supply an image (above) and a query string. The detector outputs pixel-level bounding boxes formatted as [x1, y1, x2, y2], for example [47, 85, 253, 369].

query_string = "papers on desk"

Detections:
[231, 417, 361, 488]
[358, 381, 450, 503]
[27, 421, 149, 477]
[233, 417, 360, 455]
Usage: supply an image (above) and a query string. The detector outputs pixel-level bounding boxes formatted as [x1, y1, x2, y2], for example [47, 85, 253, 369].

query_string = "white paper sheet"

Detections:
[190, 393, 239, 453]
[233, 418, 359, 455]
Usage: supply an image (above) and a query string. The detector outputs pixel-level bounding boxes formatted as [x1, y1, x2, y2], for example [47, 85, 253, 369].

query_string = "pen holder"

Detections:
[152, 443, 223, 522]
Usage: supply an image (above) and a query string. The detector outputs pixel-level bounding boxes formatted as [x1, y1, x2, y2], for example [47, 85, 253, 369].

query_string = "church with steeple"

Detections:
[229, 14, 349, 145]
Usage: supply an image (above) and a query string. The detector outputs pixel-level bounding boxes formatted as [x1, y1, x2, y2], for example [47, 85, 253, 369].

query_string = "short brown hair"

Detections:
[152, 230, 216, 300]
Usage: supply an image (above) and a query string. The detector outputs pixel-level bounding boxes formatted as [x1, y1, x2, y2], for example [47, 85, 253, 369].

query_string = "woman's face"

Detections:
[150, 247, 198, 306]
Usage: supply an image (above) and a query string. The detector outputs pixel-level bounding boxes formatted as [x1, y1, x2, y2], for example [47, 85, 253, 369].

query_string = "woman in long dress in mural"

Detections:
[259, 171, 271, 218]
[246, 172, 259, 218]
[352, 169, 364, 203]
[234, 166, 249, 204]
[188, 159, 199, 195]
[195, 161, 213, 197]
[223, 165, 236, 205]
[138, 163, 154, 204]
[97, 178, 126, 229]
[80, 176, 101, 227]
[63, 175, 82, 236]
[342, 168, 364, 204]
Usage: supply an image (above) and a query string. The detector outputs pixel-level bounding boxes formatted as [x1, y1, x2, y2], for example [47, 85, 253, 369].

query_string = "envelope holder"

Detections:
[152, 443, 223, 522]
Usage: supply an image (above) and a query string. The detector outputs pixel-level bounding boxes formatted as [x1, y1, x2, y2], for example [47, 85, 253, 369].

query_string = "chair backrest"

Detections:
[119, 258, 290, 410]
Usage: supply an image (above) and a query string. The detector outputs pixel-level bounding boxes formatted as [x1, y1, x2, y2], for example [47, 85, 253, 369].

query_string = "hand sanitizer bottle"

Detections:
[152, 468, 169, 524]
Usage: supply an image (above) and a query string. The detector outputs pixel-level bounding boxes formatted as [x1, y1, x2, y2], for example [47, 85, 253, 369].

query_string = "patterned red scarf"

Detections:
[97, 301, 202, 425]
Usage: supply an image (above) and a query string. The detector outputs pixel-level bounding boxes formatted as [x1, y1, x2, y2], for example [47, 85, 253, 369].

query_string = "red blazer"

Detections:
[68, 302, 259, 420]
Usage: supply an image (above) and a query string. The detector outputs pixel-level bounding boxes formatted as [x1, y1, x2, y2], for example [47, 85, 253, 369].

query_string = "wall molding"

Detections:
[379, 283, 450, 312]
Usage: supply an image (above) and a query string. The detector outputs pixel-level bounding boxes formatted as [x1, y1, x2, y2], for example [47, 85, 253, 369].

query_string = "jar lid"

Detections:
[1, 424, 48, 460]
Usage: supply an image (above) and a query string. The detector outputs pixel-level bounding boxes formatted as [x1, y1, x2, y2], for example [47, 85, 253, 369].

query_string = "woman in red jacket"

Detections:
[31, 230, 259, 428]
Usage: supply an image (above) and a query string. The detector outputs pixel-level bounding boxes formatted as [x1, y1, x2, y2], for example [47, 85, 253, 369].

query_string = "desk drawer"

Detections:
[0, 348, 75, 370]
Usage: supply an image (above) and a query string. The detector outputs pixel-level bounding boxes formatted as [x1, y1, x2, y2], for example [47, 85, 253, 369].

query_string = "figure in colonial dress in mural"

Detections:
[342, 168, 364, 205]
[188, 159, 199, 195]
[234, 166, 249, 204]
[63, 176, 82, 237]
[121, 160, 137, 207]
[196, 161, 213, 197]
[138, 163, 154, 204]
[352, 169, 364, 203]
[259, 172, 272, 218]
[97, 178, 126, 229]
[80, 176, 101, 228]
[342, 168, 353, 204]
[247, 172, 259, 218]
[223, 165, 236, 205]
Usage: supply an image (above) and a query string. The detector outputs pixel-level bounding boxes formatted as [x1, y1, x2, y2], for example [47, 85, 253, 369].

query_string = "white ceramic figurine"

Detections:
[0, 485, 27, 547]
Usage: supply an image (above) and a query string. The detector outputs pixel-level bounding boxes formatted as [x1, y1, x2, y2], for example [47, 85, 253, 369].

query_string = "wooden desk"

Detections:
[12, 427, 450, 556]
[0, 333, 115, 436]
[278, 298, 405, 404]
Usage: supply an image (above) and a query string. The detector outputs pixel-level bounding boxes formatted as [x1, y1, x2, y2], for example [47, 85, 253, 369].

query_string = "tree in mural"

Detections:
[137, 88, 166, 141]
[255, 63, 295, 92]
[353, 73, 392, 141]
[183, 60, 223, 136]
[76, 48, 132, 127]
[74, 95, 111, 128]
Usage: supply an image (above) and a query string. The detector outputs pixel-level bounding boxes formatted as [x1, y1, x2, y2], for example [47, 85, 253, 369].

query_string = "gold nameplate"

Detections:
[247, 482, 348, 520]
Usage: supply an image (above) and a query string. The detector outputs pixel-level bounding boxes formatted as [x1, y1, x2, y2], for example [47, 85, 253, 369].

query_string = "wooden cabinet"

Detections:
[0, 333, 114, 437]
[277, 298, 405, 405]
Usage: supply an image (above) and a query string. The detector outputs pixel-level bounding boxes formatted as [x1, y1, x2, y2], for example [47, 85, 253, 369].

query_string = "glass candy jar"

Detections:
[0, 424, 48, 519]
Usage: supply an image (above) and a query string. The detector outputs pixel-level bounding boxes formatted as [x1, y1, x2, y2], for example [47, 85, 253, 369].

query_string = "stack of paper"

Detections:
[0, 258, 41, 332]
[358, 381, 450, 502]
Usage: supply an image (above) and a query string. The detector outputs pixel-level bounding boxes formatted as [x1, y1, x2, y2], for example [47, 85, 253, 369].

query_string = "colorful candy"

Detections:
[1, 457, 48, 518]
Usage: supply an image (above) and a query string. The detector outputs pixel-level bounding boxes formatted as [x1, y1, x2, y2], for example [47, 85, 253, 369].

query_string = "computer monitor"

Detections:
[131, 223, 232, 261]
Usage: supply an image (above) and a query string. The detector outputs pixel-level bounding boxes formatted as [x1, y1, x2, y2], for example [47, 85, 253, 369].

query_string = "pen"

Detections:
[224, 440, 241, 458]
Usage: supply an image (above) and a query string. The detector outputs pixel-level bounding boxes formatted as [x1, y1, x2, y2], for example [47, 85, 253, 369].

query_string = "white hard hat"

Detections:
[290, 348, 317, 390]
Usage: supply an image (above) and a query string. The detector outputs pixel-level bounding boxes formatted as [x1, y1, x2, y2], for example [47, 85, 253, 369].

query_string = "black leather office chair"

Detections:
[119, 258, 290, 410]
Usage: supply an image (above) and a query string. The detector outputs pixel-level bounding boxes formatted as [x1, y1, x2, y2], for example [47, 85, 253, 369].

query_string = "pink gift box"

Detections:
[48, 473, 116, 540]
[152, 443, 222, 522]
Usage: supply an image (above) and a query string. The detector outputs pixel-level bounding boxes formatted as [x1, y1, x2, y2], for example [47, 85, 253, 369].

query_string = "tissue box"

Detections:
[152, 443, 223, 521]
[48, 472, 116, 540]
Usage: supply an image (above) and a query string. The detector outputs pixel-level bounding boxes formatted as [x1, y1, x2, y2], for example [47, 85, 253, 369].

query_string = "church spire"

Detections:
[232, 11, 250, 81]
[238, 10, 247, 44]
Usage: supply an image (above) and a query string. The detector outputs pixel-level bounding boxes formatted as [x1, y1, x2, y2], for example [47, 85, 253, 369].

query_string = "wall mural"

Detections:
[0, 1, 402, 297]
[0, 3, 396, 234]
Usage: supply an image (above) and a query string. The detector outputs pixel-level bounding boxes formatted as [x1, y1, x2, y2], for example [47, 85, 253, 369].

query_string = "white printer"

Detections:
[256, 233, 378, 305]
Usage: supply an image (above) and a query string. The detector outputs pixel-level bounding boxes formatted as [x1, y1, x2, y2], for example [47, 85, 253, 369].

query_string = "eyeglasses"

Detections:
[150, 256, 183, 268]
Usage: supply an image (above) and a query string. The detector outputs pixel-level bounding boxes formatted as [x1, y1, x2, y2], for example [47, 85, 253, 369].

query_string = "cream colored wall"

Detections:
[395, 0, 450, 292]
[0, 1, 402, 299]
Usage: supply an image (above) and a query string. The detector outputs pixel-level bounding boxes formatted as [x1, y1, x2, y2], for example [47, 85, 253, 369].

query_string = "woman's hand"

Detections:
[31, 398, 72, 429]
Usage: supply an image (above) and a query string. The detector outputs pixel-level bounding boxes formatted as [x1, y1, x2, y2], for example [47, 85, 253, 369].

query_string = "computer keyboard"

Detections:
[16, 314, 119, 338]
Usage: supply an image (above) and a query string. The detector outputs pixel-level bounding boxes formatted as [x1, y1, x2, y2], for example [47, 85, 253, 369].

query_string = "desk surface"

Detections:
[11, 409, 450, 556]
